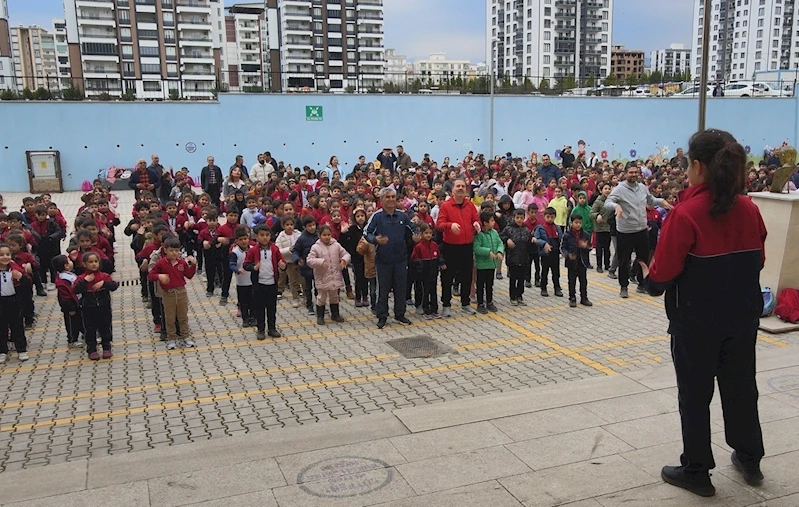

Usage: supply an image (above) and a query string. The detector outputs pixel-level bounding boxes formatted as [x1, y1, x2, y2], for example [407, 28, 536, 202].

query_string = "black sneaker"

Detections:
[486, 302, 498, 312]
[394, 316, 412, 325]
[525, 281, 532, 288]
[206, 291, 214, 298]
[377, 317, 387, 329]
[256, 331, 266, 341]
[580, 298, 593, 307]
[267, 328, 281, 338]
[661, 466, 715, 497]
[554, 288, 563, 297]
[476, 304, 488, 314]
[620, 287, 629, 299]
[636, 284, 647, 294]
[607, 271, 618, 279]
[307, 306, 315, 315]
[569, 299, 577, 308]
[731, 451, 764, 485]
[452, 285, 461, 297]
[540, 289, 549, 297]
[596, 267, 604, 274]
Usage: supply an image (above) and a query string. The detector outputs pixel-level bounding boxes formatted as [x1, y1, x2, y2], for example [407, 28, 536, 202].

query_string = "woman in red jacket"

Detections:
[641, 129, 766, 497]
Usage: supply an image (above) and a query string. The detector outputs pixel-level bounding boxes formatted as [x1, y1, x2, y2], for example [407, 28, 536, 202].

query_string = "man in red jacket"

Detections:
[436, 178, 480, 317]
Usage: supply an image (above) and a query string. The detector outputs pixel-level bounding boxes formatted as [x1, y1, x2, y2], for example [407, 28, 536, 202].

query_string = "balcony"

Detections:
[357, 0, 382, 6]
[284, 37, 312, 49]
[176, 0, 211, 13]
[554, 36, 575, 42]
[177, 17, 212, 31]
[554, 0, 575, 5]
[76, 0, 115, 8]
[80, 29, 117, 40]
[77, 12, 117, 27]
[584, 0, 603, 7]
[283, 8, 311, 19]
[584, 24, 602, 32]
[555, 10, 575, 19]
[284, 22, 312, 34]
[554, 44, 575, 54]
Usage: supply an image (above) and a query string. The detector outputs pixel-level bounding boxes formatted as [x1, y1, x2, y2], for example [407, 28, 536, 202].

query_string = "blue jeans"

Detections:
[375, 261, 407, 320]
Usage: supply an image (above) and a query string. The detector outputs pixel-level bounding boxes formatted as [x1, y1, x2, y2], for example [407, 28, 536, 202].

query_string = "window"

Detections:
[163, 12, 174, 26]
[315, 64, 324, 73]
[141, 63, 161, 74]
[120, 27, 131, 42]
[123, 62, 134, 76]
[165, 46, 176, 60]
[143, 81, 161, 92]
[313, 7, 322, 16]
[167, 63, 177, 76]
[163, 29, 175, 43]
[543, 55, 550, 64]
[315, 50, 323, 59]
[122, 45, 133, 58]
[81, 42, 117, 55]
[139, 46, 159, 56]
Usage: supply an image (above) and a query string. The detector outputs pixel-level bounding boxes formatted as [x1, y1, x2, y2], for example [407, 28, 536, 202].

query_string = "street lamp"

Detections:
[698, 0, 712, 131]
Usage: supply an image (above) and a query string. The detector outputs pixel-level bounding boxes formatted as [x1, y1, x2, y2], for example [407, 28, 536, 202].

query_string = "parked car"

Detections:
[673, 85, 713, 97]
[722, 82, 781, 97]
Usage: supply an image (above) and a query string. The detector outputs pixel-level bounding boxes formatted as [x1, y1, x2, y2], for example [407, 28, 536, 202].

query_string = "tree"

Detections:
[168, 89, 181, 100]
[22, 87, 34, 100]
[603, 73, 619, 86]
[96, 92, 112, 101]
[626, 74, 639, 86]
[0, 89, 17, 100]
[34, 87, 52, 100]
[586, 73, 596, 88]
[122, 89, 136, 101]
[538, 78, 551, 95]
[62, 86, 84, 101]
[522, 77, 536, 93]
[648, 70, 663, 84]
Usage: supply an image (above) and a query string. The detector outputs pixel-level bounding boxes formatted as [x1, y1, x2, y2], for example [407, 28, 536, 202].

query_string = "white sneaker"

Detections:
[182, 339, 196, 348]
[18, 352, 29, 361]
[96, 337, 102, 344]
[166, 341, 177, 350]
[441, 307, 453, 318]
[68, 341, 83, 349]
[292, 300, 301, 308]
[46, 283, 56, 291]
[0, 353, 7, 364]
[461, 305, 477, 315]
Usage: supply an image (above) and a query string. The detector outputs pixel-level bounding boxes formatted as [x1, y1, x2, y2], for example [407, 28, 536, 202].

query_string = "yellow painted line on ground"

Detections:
[757, 334, 790, 348]
[587, 277, 665, 309]
[0, 354, 397, 410]
[572, 335, 669, 352]
[0, 350, 566, 432]
[605, 356, 630, 369]
[485, 313, 617, 376]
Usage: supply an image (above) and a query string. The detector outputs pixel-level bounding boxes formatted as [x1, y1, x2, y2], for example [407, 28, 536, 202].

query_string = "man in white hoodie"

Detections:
[249, 153, 274, 184]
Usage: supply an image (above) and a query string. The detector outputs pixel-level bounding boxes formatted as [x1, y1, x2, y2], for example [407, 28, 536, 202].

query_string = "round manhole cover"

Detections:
[297, 456, 393, 498]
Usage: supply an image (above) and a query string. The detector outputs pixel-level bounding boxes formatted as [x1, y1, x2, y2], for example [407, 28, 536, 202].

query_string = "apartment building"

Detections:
[648, 43, 691, 77]
[412, 52, 471, 85]
[610, 44, 644, 79]
[691, 0, 799, 83]
[52, 19, 74, 91]
[0, 0, 12, 90]
[62, 0, 225, 99]
[487, 0, 614, 86]
[278, 0, 385, 93]
[10, 25, 60, 91]
[384, 48, 407, 84]
[223, 2, 280, 92]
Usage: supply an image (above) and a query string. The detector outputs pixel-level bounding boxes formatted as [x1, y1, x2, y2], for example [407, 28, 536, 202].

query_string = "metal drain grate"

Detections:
[118, 279, 141, 287]
[386, 335, 456, 359]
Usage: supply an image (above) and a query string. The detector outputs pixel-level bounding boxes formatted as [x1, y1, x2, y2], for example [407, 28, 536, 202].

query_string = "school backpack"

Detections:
[81, 180, 93, 192]
[762, 287, 776, 317]
[775, 288, 799, 324]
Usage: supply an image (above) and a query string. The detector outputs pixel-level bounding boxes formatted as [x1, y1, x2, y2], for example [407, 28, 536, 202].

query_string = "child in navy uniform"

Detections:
[410, 222, 444, 319]
[534, 207, 564, 298]
[501, 208, 534, 305]
[73, 252, 119, 360]
[53, 255, 83, 348]
[230, 226, 254, 327]
[561, 214, 593, 308]
[244, 225, 285, 340]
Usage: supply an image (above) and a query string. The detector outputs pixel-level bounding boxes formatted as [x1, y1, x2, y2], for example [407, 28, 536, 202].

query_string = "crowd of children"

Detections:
[7, 140, 778, 363]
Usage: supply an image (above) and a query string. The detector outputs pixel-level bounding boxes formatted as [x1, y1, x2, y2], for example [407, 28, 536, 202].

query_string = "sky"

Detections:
[7, 0, 695, 62]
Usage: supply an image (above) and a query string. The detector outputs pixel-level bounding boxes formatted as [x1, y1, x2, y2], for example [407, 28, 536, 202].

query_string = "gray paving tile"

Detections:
[582, 391, 677, 424]
[712, 416, 799, 456]
[620, 440, 729, 479]
[710, 395, 799, 427]
[506, 428, 634, 471]
[717, 450, 799, 500]
[603, 412, 722, 450]
[500, 455, 658, 507]
[4, 482, 149, 507]
[393, 375, 649, 433]
[389, 421, 512, 462]
[368, 480, 523, 507]
[0, 459, 88, 504]
[745, 493, 799, 507]
[182, 490, 277, 507]
[594, 473, 762, 507]
[146, 458, 285, 507]
[271, 468, 416, 507]
[396, 446, 531, 495]
[490, 405, 608, 442]
[276, 439, 406, 485]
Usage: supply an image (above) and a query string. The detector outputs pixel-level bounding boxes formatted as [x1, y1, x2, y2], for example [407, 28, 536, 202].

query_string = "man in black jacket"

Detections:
[560, 145, 575, 171]
[200, 156, 224, 206]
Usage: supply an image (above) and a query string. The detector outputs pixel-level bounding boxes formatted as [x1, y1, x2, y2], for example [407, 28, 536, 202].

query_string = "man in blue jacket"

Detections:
[538, 154, 561, 185]
[128, 159, 161, 200]
[365, 187, 420, 329]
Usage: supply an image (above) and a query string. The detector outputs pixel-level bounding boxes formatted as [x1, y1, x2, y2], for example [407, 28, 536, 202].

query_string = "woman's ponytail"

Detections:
[688, 129, 747, 217]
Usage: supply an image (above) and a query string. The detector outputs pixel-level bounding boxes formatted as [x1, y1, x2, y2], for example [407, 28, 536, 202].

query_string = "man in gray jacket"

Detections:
[604, 163, 672, 298]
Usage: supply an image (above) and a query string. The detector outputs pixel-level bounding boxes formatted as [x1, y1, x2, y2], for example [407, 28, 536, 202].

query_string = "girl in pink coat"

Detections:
[306, 225, 351, 325]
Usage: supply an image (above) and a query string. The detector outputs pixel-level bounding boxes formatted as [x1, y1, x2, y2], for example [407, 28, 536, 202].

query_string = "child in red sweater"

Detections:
[410, 223, 445, 319]
[53, 255, 83, 348]
[73, 252, 118, 360]
[0, 243, 30, 363]
[149, 237, 197, 350]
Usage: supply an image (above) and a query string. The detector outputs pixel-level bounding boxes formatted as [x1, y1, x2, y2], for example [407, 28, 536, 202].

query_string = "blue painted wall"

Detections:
[0, 94, 796, 192]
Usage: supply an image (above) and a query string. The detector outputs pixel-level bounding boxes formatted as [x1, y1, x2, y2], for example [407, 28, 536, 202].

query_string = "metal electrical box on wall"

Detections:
[26, 150, 64, 193]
